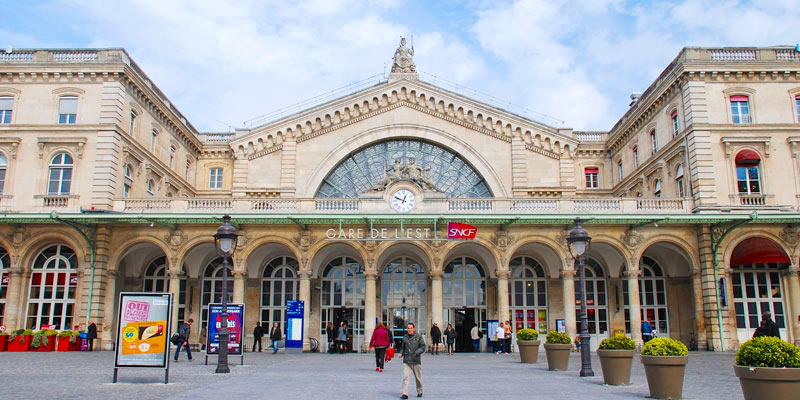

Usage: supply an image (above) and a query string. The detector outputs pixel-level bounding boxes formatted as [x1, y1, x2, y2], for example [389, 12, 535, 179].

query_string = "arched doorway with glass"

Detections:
[260, 255, 299, 333]
[729, 237, 790, 343]
[574, 257, 608, 350]
[381, 256, 426, 341]
[443, 255, 487, 352]
[508, 255, 548, 341]
[623, 256, 668, 336]
[143, 256, 187, 325]
[26, 244, 78, 330]
[320, 256, 365, 352]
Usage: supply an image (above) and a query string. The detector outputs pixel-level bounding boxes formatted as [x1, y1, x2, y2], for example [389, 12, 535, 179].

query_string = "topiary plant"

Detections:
[642, 337, 688, 356]
[735, 337, 800, 368]
[598, 336, 636, 350]
[516, 328, 539, 341]
[545, 331, 571, 344]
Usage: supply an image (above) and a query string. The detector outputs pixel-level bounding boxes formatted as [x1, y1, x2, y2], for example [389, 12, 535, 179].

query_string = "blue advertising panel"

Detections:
[286, 300, 304, 349]
[206, 303, 245, 355]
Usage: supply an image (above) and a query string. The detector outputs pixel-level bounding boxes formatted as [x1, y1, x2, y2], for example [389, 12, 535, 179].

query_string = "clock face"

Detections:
[391, 189, 416, 212]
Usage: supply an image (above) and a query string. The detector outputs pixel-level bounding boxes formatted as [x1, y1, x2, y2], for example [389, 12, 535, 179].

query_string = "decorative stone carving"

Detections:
[391, 37, 415, 73]
[560, 269, 577, 277]
[361, 240, 378, 252]
[8, 226, 29, 247]
[496, 270, 510, 279]
[298, 270, 312, 280]
[294, 230, 317, 251]
[37, 137, 86, 159]
[428, 239, 447, 250]
[370, 157, 435, 191]
[0, 137, 21, 160]
[491, 230, 514, 250]
[780, 226, 800, 247]
[164, 229, 187, 249]
[622, 230, 644, 249]
[236, 231, 249, 247]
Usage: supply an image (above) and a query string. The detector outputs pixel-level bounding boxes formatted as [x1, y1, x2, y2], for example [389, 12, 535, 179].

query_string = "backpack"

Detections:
[170, 333, 180, 345]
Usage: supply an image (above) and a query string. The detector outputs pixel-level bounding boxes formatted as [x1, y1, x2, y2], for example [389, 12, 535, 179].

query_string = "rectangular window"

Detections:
[671, 111, 679, 137]
[632, 146, 639, 169]
[796, 96, 800, 122]
[185, 160, 191, 180]
[585, 167, 599, 189]
[617, 160, 623, 182]
[737, 165, 761, 194]
[0, 96, 13, 124]
[730, 96, 751, 124]
[58, 96, 78, 124]
[123, 184, 130, 198]
[650, 130, 658, 154]
[209, 168, 222, 189]
[129, 111, 137, 135]
[169, 146, 176, 168]
[151, 130, 157, 153]
[0, 166, 5, 194]
[677, 178, 685, 198]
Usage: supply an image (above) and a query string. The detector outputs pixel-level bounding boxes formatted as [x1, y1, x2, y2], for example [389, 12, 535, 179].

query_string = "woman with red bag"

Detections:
[369, 323, 391, 372]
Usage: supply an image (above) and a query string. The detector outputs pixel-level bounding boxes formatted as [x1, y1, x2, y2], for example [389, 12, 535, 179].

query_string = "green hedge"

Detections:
[642, 337, 688, 356]
[598, 336, 636, 350]
[735, 337, 800, 368]
[545, 331, 571, 344]
[516, 328, 538, 341]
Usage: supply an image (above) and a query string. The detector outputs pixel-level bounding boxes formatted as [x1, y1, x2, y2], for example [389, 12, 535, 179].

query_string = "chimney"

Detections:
[629, 92, 642, 106]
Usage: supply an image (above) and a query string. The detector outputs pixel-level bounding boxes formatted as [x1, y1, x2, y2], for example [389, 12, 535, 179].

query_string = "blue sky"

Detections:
[3, 0, 798, 132]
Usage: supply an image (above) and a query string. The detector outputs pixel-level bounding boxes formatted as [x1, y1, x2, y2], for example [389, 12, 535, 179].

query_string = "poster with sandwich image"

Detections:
[114, 292, 173, 368]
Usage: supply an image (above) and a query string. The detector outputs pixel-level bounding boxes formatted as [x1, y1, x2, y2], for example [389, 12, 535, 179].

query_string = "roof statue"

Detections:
[371, 157, 435, 191]
[391, 37, 415, 73]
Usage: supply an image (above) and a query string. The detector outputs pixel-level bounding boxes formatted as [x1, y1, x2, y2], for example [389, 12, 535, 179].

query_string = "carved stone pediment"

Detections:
[38, 137, 86, 159]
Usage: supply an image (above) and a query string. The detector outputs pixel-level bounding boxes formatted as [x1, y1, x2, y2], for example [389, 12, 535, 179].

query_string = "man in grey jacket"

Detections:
[399, 322, 426, 399]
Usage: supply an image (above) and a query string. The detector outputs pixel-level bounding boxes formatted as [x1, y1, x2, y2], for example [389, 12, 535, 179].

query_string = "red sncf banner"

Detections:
[448, 222, 477, 239]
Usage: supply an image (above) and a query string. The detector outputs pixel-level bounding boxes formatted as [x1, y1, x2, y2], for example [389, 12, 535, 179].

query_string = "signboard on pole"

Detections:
[206, 303, 244, 355]
[113, 292, 172, 384]
[286, 300, 304, 352]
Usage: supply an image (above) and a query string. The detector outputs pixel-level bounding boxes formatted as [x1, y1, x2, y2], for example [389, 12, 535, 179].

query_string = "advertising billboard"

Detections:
[114, 292, 172, 369]
[286, 300, 304, 351]
[206, 303, 245, 355]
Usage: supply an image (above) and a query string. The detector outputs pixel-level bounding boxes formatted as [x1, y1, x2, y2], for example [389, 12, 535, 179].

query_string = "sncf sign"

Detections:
[448, 222, 477, 239]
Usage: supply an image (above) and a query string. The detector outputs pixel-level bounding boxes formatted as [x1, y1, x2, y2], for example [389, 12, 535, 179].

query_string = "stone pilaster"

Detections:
[232, 268, 246, 304]
[682, 80, 717, 206]
[168, 266, 182, 333]
[232, 152, 248, 197]
[561, 267, 577, 344]
[784, 267, 800, 346]
[101, 269, 120, 350]
[3, 264, 24, 330]
[364, 271, 377, 350]
[511, 136, 527, 192]
[298, 270, 311, 351]
[431, 272, 443, 329]
[279, 136, 297, 196]
[625, 266, 643, 347]
[497, 270, 510, 322]
[697, 225, 730, 351]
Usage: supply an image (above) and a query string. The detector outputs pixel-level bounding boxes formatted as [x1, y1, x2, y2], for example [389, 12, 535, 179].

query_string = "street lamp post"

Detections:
[213, 214, 238, 374]
[567, 217, 594, 377]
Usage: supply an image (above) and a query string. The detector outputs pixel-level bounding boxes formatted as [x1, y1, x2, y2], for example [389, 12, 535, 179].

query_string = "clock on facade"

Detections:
[391, 189, 416, 212]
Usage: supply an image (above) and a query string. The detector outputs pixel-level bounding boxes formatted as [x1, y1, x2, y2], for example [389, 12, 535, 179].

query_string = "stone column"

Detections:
[3, 264, 24, 330]
[101, 269, 120, 350]
[232, 271, 246, 304]
[431, 272, 443, 328]
[168, 268, 181, 332]
[785, 267, 800, 346]
[497, 270, 510, 322]
[561, 268, 577, 344]
[364, 271, 377, 349]
[298, 270, 311, 351]
[625, 265, 643, 347]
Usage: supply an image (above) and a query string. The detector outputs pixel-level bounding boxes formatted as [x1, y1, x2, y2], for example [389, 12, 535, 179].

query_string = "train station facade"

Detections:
[1, 44, 800, 352]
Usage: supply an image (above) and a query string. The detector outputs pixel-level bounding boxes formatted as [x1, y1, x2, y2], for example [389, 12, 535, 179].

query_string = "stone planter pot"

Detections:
[598, 349, 635, 385]
[517, 340, 541, 363]
[641, 355, 688, 399]
[544, 343, 571, 370]
[734, 365, 800, 400]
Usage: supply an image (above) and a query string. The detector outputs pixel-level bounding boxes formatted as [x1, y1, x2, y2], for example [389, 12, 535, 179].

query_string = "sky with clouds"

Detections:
[3, 0, 798, 132]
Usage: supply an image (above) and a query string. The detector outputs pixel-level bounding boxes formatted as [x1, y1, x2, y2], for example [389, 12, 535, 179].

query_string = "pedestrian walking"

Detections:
[504, 320, 512, 353]
[399, 322, 425, 399]
[336, 321, 347, 354]
[753, 312, 781, 338]
[429, 323, 442, 355]
[252, 323, 264, 352]
[470, 324, 481, 352]
[86, 321, 97, 351]
[444, 323, 457, 355]
[270, 322, 282, 354]
[369, 323, 391, 372]
[199, 325, 207, 351]
[326, 322, 335, 353]
[641, 319, 653, 343]
[494, 322, 505, 354]
[174, 318, 193, 362]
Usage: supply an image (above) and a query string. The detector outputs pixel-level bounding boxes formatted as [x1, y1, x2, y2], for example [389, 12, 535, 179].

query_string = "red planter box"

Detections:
[0, 335, 7, 352]
[8, 335, 32, 352]
[35, 335, 57, 352]
[57, 337, 74, 352]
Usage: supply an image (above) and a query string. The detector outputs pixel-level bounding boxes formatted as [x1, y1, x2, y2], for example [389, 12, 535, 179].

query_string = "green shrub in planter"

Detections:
[735, 337, 800, 368]
[545, 331, 571, 345]
[599, 336, 636, 350]
[0, 331, 7, 336]
[10, 329, 33, 344]
[58, 330, 79, 343]
[642, 337, 688, 356]
[516, 328, 538, 341]
[32, 330, 49, 348]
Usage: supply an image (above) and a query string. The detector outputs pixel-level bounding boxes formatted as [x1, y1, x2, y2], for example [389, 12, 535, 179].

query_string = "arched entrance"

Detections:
[623, 256, 668, 335]
[26, 244, 78, 330]
[443, 256, 487, 351]
[508, 256, 548, 334]
[260, 255, 299, 330]
[730, 237, 790, 342]
[320, 256, 365, 351]
[381, 256, 426, 338]
[575, 257, 608, 349]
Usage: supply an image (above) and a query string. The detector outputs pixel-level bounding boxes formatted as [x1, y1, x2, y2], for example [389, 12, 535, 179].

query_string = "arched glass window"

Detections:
[623, 256, 668, 335]
[27, 244, 78, 330]
[574, 258, 608, 336]
[675, 165, 685, 197]
[382, 257, 426, 335]
[201, 257, 233, 329]
[443, 256, 487, 333]
[48, 153, 73, 195]
[0, 246, 9, 326]
[261, 256, 298, 330]
[320, 257, 365, 337]
[735, 150, 761, 195]
[508, 256, 547, 334]
[316, 139, 492, 198]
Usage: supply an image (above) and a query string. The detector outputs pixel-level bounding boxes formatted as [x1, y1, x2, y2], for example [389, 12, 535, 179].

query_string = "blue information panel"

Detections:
[207, 303, 245, 355]
[286, 300, 304, 349]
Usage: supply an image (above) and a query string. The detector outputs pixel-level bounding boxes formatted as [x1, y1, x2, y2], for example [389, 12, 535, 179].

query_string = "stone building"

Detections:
[0, 43, 799, 352]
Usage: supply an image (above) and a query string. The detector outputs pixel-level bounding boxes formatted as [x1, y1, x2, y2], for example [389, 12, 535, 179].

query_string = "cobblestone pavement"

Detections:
[0, 350, 743, 399]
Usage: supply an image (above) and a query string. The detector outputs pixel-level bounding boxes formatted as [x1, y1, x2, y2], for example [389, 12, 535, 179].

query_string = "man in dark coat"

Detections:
[753, 312, 781, 338]
[252, 323, 264, 352]
[399, 322, 426, 399]
[429, 323, 442, 355]
[270, 322, 282, 354]
[174, 318, 193, 362]
[86, 321, 97, 351]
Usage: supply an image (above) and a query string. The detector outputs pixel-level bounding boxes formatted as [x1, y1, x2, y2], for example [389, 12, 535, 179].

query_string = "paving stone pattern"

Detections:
[0, 351, 743, 399]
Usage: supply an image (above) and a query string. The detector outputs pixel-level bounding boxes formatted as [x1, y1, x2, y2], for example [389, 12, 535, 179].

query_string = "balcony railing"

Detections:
[636, 198, 685, 211]
[188, 198, 233, 211]
[123, 198, 172, 211]
[42, 195, 70, 208]
[709, 49, 756, 61]
[734, 194, 767, 206]
[252, 199, 298, 212]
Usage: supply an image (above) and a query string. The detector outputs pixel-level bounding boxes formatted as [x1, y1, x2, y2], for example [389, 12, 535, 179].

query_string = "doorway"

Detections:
[444, 307, 476, 352]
